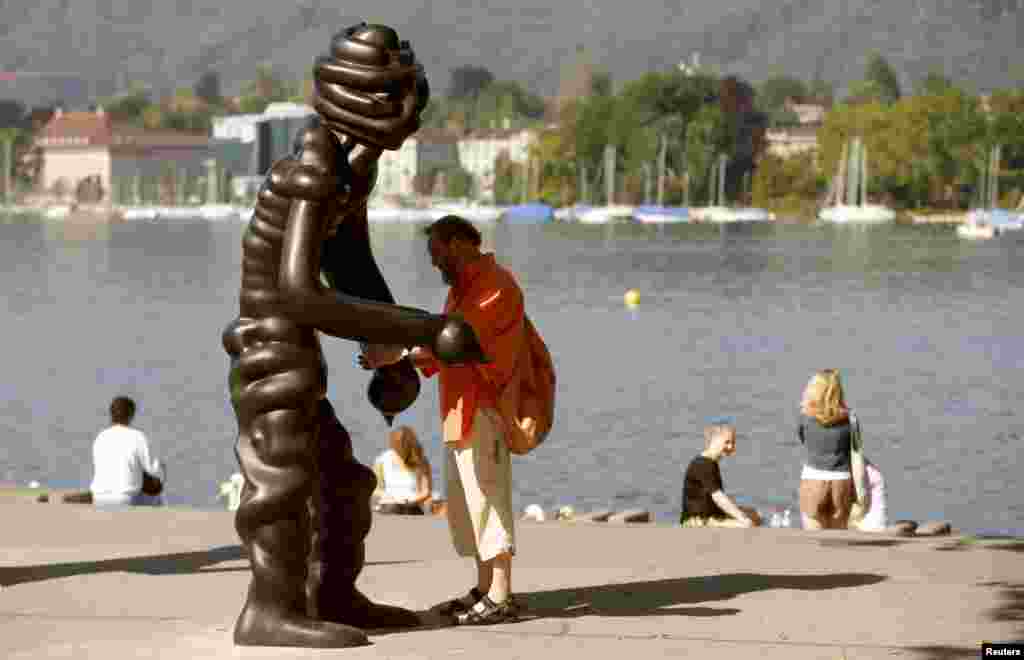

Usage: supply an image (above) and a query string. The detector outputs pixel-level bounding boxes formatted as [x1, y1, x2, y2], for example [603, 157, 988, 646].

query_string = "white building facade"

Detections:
[373, 138, 419, 200]
[457, 128, 537, 201]
[211, 103, 316, 144]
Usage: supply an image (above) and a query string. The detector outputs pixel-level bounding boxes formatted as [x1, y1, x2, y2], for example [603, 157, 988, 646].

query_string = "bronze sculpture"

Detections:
[222, 23, 488, 648]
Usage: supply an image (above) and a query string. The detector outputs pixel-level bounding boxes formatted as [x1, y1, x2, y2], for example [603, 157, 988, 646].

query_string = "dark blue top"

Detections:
[798, 414, 853, 472]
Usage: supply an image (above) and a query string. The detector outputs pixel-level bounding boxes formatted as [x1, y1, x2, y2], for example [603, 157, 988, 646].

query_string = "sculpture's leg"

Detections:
[232, 410, 370, 648]
[309, 400, 421, 629]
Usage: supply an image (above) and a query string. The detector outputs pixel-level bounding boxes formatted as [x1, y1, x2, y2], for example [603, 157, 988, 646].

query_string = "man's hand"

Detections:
[407, 345, 436, 369]
[358, 344, 406, 370]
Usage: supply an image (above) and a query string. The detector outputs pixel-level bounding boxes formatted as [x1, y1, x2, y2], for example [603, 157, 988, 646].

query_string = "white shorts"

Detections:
[445, 407, 515, 561]
[801, 464, 851, 480]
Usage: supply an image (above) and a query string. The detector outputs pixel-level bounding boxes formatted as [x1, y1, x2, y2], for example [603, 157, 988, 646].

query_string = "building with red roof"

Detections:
[35, 107, 209, 197]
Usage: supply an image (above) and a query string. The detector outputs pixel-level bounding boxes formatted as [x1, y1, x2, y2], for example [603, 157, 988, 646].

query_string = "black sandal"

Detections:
[454, 594, 519, 625]
[437, 587, 484, 617]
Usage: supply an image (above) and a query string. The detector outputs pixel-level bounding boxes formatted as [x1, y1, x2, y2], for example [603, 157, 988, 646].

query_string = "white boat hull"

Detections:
[43, 205, 71, 219]
[818, 204, 896, 224]
[693, 206, 773, 223]
[957, 224, 996, 239]
[576, 205, 636, 224]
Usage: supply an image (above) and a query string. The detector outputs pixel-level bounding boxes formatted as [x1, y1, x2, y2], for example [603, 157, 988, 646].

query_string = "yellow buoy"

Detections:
[624, 289, 640, 308]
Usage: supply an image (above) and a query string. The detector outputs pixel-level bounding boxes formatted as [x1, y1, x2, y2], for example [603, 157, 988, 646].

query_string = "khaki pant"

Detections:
[800, 478, 854, 529]
[445, 407, 515, 561]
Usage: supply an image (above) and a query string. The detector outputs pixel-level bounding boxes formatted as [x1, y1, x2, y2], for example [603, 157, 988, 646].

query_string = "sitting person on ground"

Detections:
[797, 369, 857, 530]
[90, 396, 164, 508]
[680, 420, 761, 528]
[848, 458, 888, 532]
[372, 426, 432, 515]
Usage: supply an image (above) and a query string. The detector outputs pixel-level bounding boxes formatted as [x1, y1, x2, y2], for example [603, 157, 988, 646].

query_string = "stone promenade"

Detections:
[1, 503, 1021, 659]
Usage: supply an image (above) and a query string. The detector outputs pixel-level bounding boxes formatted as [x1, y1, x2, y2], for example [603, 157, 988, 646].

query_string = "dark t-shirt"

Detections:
[680, 455, 726, 521]
[798, 414, 853, 471]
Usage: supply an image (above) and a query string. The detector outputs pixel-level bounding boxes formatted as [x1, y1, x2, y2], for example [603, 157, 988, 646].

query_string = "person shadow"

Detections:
[515, 572, 888, 619]
[0, 545, 418, 588]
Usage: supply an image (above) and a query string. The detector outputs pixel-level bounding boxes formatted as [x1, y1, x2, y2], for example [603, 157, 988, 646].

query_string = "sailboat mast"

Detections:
[860, 138, 868, 207]
[718, 153, 727, 206]
[835, 140, 849, 207]
[656, 135, 667, 206]
[604, 144, 616, 206]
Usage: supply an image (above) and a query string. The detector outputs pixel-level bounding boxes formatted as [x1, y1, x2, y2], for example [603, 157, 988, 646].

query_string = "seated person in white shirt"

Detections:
[90, 396, 164, 508]
[373, 426, 432, 515]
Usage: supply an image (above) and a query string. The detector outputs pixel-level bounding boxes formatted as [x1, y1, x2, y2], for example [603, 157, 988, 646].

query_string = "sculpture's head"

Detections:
[312, 23, 429, 152]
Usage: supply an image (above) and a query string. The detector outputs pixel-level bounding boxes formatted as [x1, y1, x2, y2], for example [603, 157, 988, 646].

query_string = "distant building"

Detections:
[783, 97, 829, 125]
[374, 128, 461, 200]
[456, 126, 537, 201]
[211, 103, 316, 195]
[373, 137, 418, 200]
[211, 102, 315, 144]
[765, 125, 820, 158]
[35, 107, 209, 196]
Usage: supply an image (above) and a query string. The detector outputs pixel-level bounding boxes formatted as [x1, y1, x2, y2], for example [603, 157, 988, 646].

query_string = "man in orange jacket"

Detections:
[361, 214, 524, 625]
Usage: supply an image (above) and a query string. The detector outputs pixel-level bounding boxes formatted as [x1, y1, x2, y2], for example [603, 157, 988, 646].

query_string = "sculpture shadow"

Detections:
[0, 545, 419, 587]
[514, 572, 888, 620]
[817, 538, 911, 549]
[935, 539, 1024, 553]
[905, 581, 1024, 658]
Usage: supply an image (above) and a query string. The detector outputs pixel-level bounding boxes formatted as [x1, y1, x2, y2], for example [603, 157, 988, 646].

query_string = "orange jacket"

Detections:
[419, 253, 525, 448]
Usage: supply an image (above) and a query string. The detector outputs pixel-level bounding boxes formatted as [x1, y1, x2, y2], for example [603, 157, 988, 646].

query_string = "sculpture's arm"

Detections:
[278, 186, 445, 347]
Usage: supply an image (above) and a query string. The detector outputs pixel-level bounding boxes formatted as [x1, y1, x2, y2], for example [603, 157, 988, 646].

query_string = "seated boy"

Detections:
[679, 421, 762, 528]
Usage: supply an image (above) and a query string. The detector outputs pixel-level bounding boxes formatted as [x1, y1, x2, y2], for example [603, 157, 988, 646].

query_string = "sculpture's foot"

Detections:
[234, 599, 370, 648]
[320, 589, 424, 630]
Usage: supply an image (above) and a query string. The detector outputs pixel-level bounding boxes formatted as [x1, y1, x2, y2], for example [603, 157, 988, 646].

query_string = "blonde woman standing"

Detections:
[373, 426, 433, 515]
[797, 369, 857, 530]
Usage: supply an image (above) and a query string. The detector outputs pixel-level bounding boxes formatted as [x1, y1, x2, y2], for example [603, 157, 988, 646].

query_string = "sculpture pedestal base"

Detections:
[234, 598, 370, 648]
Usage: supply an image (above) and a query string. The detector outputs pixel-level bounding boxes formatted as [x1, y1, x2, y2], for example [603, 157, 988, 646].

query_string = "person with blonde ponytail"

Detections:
[797, 369, 857, 530]
[373, 426, 433, 515]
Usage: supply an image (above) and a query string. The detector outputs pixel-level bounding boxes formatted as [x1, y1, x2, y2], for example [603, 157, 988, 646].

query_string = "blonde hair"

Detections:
[704, 424, 735, 449]
[389, 426, 429, 474]
[801, 369, 849, 426]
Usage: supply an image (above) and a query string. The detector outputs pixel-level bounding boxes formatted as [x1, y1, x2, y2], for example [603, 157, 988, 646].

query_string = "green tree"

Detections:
[100, 82, 153, 125]
[443, 166, 474, 198]
[864, 51, 902, 105]
[194, 71, 222, 106]
[0, 126, 22, 203]
[768, 106, 801, 129]
[493, 150, 524, 205]
[447, 65, 495, 100]
[916, 70, 953, 96]
[807, 76, 835, 104]
[757, 75, 809, 113]
[685, 104, 735, 203]
[476, 80, 547, 127]
[591, 71, 613, 97]
[751, 151, 818, 210]
[818, 99, 899, 199]
[619, 69, 719, 186]
[239, 63, 292, 114]
[845, 79, 886, 105]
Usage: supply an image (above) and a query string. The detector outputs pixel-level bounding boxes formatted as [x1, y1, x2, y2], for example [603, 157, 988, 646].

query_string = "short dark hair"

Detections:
[110, 396, 136, 424]
[422, 215, 482, 247]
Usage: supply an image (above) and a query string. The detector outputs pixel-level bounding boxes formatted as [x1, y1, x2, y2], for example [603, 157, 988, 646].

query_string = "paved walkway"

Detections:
[1, 503, 1021, 659]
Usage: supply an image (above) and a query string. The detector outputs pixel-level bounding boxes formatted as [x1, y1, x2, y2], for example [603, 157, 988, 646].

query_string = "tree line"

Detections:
[3, 52, 1023, 211]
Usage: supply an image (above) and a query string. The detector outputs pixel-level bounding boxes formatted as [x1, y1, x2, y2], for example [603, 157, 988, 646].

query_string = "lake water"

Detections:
[2, 213, 1021, 535]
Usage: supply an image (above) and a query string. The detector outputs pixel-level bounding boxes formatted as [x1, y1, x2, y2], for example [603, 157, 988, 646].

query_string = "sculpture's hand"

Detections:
[433, 315, 491, 366]
[358, 343, 405, 370]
